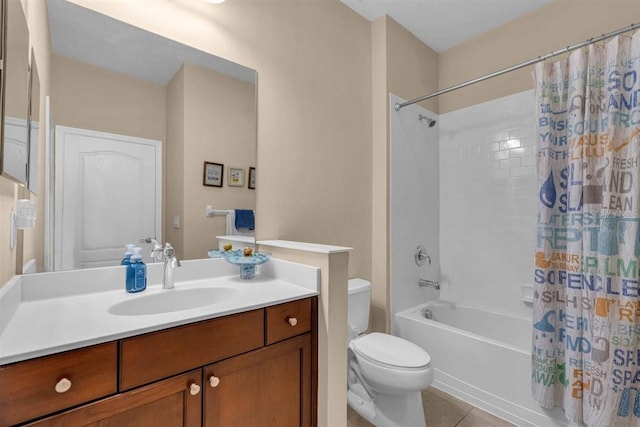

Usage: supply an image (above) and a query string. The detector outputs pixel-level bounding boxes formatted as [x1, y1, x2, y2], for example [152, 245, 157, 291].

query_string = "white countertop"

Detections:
[0, 257, 319, 365]
[257, 239, 352, 254]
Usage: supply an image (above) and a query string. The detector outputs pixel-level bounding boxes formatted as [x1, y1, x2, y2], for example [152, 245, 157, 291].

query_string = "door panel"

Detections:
[204, 335, 311, 427]
[55, 126, 161, 270]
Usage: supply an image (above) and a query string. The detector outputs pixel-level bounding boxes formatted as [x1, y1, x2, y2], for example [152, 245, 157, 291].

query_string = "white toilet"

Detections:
[347, 278, 434, 427]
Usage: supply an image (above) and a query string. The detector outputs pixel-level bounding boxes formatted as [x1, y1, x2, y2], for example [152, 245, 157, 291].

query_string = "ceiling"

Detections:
[48, 0, 552, 84]
[341, 0, 552, 52]
[47, 0, 255, 85]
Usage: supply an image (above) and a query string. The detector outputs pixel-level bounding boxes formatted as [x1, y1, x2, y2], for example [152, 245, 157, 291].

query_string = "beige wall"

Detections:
[438, 0, 640, 113]
[66, 0, 373, 282]
[165, 66, 186, 258]
[51, 55, 166, 141]
[370, 15, 439, 333]
[179, 63, 257, 260]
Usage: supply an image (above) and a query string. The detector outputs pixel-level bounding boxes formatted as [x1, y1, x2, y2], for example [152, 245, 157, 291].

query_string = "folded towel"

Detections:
[235, 209, 255, 230]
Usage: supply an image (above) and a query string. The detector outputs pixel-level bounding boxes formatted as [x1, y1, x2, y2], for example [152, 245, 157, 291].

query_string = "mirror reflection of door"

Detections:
[54, 126, 161, 270]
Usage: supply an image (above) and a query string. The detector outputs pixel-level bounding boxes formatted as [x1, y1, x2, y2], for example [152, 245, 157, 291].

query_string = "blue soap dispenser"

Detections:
[121, 244, 136, 265]
[126, 247, 147, 293]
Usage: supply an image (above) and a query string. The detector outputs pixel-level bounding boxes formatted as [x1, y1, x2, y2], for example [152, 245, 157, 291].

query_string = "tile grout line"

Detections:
[453, 406, 475, 427]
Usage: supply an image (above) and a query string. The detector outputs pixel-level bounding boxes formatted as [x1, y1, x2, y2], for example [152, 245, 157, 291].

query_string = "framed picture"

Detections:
[248, 167, 256, 190]
[203, 162, 223, 187]
[228, 167, 245, 187]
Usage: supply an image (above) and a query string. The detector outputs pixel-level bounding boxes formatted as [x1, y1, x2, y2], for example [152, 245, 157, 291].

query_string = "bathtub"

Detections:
[395, 302, 572, 427]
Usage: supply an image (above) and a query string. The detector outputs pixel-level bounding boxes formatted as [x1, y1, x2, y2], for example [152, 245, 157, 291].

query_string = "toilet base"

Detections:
[348, 387, 427, 427]
[347, 388, 376, 424]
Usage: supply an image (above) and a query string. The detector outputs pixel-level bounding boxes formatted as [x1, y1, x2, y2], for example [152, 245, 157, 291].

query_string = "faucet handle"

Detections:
[415, 245, 431, 266]
[163, 242, 176, 257]
[163, 243, 181, 267]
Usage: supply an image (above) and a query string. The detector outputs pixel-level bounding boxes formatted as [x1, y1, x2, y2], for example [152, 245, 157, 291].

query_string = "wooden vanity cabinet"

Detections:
[0, 342, 118, 426]
[1, 296, 317, 427]
[25, 370, 203, 427]
[204, 334, 312, 427]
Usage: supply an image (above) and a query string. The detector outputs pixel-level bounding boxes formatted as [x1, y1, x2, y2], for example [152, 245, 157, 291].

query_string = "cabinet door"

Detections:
[26, 370, 202, 427]
[204, 334, 312, 427]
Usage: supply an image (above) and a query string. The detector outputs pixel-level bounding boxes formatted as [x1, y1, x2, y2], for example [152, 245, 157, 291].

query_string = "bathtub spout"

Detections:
[418, 279, 440, 290]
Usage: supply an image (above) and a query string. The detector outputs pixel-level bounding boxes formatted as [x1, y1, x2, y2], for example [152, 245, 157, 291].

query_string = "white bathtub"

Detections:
[395, 302, 572, 427]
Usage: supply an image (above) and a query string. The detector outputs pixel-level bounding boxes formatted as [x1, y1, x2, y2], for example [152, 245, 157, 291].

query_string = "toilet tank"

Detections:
[348, 278, 372, 338]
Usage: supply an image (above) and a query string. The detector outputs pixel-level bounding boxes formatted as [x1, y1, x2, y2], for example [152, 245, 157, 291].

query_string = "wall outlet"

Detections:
[173, 215, 180, 229]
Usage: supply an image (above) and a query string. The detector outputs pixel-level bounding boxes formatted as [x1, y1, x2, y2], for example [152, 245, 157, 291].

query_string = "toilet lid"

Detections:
[351, 333, 431, 368]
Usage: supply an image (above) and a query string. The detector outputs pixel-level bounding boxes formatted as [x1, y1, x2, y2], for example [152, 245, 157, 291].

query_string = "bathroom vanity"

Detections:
[0, 258, 319, 426]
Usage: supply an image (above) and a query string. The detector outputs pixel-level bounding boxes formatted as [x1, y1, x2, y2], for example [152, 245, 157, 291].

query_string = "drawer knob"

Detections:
[209, 376, 220, 388]
[189, 383, 201, 396]
[55, 378, 72, 394]
[288, 317, 298, 327]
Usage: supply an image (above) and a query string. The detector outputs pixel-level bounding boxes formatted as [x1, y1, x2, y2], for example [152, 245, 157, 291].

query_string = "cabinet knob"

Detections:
[55, 378, 72, 394]
[288, 317, 298, 327]
[209, 375, 220, 388]
[189, 383, 201, 395]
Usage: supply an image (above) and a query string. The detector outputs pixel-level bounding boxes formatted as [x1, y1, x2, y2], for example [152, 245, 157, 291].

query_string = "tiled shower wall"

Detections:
[439, 90, 537, 318]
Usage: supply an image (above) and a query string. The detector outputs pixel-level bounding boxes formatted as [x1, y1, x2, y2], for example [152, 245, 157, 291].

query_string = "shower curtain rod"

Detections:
[394, 22, 640, 111]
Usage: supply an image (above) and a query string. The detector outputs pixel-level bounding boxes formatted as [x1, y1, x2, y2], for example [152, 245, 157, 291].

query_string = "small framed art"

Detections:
[228, 167, 245, 187]
[248, 167, 256, 189]
[203, 162, 223, 187]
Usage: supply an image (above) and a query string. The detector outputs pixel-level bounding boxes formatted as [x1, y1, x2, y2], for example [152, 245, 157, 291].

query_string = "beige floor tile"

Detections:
[456, 411, 497, 427]
[347, 405, 373, 427]
[423, 387, 474, 413]
[346, 388, 514, 427]
[422, 388, 470, 426]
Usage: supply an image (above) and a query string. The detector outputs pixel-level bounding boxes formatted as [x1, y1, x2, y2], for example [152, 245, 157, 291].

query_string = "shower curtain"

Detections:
[533, 30, 640, 425]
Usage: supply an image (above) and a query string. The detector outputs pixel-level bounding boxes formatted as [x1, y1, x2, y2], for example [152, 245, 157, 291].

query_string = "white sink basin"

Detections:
[108, 287, 242, 316]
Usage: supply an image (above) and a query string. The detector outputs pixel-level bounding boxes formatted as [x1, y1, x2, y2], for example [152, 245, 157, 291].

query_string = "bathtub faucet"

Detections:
[419, 279, 440, 290]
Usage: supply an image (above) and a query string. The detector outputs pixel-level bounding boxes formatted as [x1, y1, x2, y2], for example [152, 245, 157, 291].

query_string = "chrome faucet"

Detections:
[162, 243, 181, 289]
[418, 279, 440, 290]
[140, 237, 163, 263]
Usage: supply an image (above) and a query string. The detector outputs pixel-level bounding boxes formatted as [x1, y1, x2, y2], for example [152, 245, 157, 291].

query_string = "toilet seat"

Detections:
[350, 332, 431, 369]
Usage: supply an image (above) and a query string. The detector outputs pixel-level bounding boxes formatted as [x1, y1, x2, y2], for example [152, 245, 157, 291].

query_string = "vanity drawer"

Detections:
[120, 309, 264, 390]
[266, 298, 312, 345]
[0, 342, 118, 427]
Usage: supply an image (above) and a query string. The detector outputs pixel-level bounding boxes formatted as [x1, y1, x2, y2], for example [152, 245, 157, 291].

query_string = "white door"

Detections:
[55, 126, 161, 270]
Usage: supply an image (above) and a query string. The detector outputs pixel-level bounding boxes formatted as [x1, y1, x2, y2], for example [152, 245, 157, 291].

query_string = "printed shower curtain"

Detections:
[533, 30, 640, 425]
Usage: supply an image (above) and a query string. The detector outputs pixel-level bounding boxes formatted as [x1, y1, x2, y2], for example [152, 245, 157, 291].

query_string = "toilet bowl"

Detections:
[347, 279, 433, 427]
[350, 333, 434, 394]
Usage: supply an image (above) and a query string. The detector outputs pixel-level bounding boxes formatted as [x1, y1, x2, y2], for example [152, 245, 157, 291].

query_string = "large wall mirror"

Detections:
[47, 0, 257, 271]
[0, 0, 30, 187]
